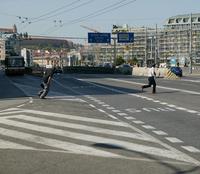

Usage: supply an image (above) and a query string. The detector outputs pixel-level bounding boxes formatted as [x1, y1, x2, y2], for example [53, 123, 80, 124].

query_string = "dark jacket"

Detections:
[43, 68, 55, 84]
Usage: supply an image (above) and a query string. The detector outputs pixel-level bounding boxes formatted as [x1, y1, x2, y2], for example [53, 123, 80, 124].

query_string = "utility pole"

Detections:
[189, 13, 193, 74]
[155, 24, 158, 65]
[144, 27, 147, 67]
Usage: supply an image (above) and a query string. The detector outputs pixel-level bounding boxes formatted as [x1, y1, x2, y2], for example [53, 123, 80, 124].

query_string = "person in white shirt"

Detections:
[141, 63, 156, 93]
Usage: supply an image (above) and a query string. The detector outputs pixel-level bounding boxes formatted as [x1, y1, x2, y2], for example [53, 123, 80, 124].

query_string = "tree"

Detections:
[116, 55, 125, 66]
[128, 57, 138, 66]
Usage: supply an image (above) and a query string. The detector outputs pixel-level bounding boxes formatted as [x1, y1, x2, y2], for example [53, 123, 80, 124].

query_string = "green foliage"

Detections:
[116, 56, 125, 66]
[128, 57, 138, 65]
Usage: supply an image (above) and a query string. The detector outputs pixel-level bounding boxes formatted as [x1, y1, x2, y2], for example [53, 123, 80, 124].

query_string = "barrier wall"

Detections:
[132, 67, 168, 77]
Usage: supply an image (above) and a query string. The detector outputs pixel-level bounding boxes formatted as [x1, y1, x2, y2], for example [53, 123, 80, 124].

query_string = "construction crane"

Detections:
[80, 25, 100, 33]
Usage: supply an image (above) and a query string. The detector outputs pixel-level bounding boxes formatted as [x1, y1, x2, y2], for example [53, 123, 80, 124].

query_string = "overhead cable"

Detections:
[31, 0, 94, 24]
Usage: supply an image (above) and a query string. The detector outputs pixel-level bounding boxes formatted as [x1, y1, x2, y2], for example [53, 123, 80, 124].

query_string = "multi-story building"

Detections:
[93, 26, 158, 66]
[0, 39, 6, 62]
[0, 38, 18, 64]
[160, 13, 200, 65]
[0, 25, 18, 64]
[87, 13, 200, 67]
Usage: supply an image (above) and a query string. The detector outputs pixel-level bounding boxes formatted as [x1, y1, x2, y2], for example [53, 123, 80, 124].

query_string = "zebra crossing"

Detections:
[0, 108, 199, 166]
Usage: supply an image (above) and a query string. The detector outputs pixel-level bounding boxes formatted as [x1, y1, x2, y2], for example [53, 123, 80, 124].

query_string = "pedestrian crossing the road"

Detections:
[0, 108, 199, 166]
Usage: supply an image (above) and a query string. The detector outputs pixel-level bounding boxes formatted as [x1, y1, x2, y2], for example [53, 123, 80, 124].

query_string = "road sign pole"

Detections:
[113, 38, 117, 67]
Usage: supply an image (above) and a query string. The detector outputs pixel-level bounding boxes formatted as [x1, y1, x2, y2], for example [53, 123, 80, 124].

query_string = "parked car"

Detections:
[170, 66, 182, 77]
[103, 62, 112, 68]
[117, 64, 132, 74]
[54, 68, 63, 74]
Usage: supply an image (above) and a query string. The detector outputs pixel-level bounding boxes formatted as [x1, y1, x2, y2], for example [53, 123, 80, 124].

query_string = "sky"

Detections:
[0, 0, 200, 43]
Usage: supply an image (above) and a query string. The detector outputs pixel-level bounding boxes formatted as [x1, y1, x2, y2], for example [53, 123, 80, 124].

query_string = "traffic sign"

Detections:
[88, 33, 111, 43]
[117, 32, 134, 43]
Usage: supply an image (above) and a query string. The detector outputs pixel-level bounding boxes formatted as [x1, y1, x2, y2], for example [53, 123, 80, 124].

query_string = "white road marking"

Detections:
[103, 104, 110, 107]
[117, 113, 128, 116]
[176, 107, 187, 111]
[126, 107, 176, 113]
[99, 78, 199, 116]
[98, 102, 105, 105]
[146, 98, 154, 101]
[167, 104, 177, 108]
[89, 104, 96, 108]
[160, 102, 168, 105]
[0, 110, 27, 116]
[107, 107, 115, 110]
[153, 131, 168, 136]
[153, 100, 160, 103]
[0, 108, 19, 112]
[0, 126, 120, 158]
[150, 108, 160, 112]
[0, 117, 198, 164]
[165, 107, 176, 111]
[186, 110, 198, 114]
[125, 116, 135, 120]
[17, 104, 26, 108]
[125, 108, 142, 113]
[91, 99, 100, 102]
[1, 108, 128, 127]
[106, 78, 200, 95]
[178, 79, 200, 83]
[107, 114, 118, 120]
[0, 139, 36, 150]
[142, 108, 151, 112]
[6, 108, 200, 166]
[165, 137, 183, 143]
[132, 120, 144, 124]
[57, 98, 86, 102]
[97, 109, 106, 113]
[142, 125, 156, 130]
[157, 108, 169, 111]
[9, 115, 154, 142]
[112, 110, 121, 113]
[182, 146, 200, 153]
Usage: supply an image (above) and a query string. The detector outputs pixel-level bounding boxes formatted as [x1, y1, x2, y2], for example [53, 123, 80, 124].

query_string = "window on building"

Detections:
[192, 17, 196, 22]
[176, 18, 182, 23]
[168, 19, 175, 24]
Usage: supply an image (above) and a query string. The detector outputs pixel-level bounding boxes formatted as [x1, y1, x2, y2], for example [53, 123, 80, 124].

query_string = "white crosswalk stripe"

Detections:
[6, 115, 154, 142]
[0, 108, 199, 166]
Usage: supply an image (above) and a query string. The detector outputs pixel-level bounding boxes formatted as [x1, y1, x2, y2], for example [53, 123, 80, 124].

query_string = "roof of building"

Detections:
[0, 25, 17, 34]
[164, 13, 200, 26]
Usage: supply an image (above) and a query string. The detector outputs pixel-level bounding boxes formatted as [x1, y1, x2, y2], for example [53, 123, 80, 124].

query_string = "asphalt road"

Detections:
[0, 71, 200, 174]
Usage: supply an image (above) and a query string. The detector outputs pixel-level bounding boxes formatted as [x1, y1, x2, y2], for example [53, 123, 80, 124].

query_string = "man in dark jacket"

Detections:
[38, 67, 56, 99]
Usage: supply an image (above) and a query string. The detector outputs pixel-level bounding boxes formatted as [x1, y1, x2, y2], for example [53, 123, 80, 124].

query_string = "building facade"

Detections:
[0, 39, 6, 61]
[87, 13, 200, 67]
[21, 48, 33, 67]
[160, 13, 200, 65]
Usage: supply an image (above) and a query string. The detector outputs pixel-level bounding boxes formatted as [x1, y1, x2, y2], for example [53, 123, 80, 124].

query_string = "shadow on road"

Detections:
[92, 143, 200, 174]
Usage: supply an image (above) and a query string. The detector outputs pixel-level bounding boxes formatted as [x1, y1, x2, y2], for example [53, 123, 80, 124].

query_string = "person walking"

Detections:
[141, 63, 156, 93]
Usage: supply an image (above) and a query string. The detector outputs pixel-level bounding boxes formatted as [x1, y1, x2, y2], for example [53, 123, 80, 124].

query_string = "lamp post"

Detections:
[189, 13, 193, 74]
